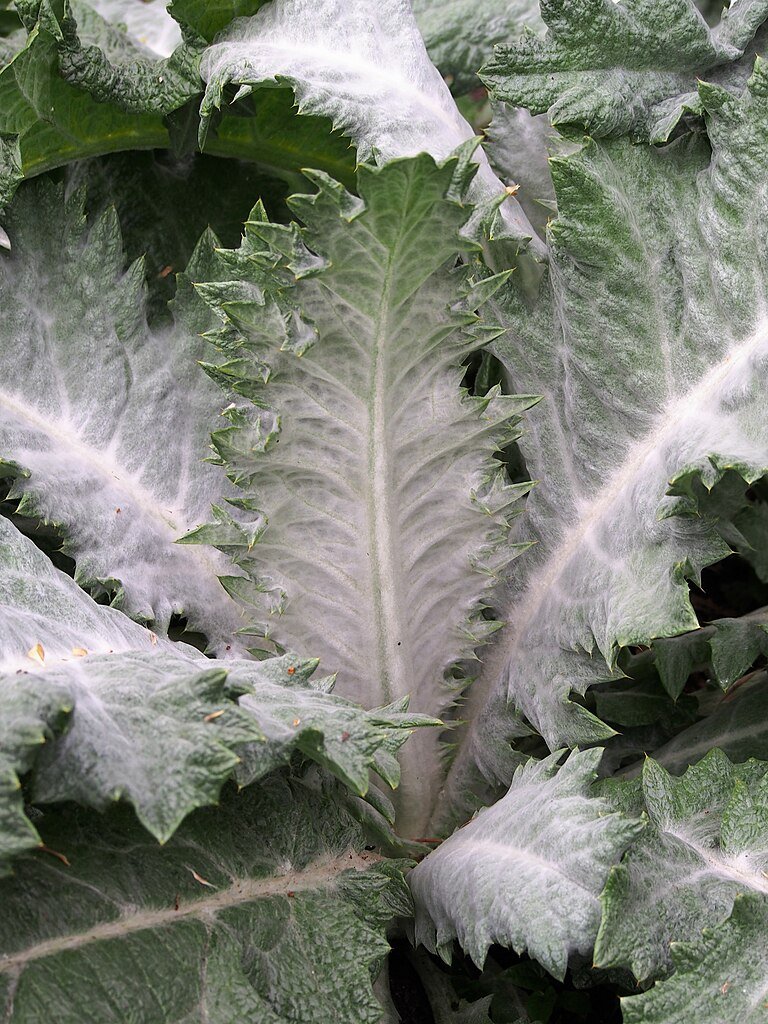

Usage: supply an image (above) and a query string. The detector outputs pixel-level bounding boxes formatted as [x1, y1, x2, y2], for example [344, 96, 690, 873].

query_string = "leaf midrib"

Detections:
[0, 386, 225, 582]
[504, 317, 768, 679]
[0, 849, 379, 973]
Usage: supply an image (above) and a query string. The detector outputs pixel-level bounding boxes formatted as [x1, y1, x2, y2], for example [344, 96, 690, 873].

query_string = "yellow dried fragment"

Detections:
[27, 643, 45, 665]
[71, 647, 88, 657]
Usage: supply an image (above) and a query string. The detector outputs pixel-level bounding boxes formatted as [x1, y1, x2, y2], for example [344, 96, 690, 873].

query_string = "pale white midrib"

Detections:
[500, 319, 768, 676]
[0, 387, 224, 583]
[0, 850, 378, 973]
[366, 240, 406, 709]
[362, 200, 447, 838]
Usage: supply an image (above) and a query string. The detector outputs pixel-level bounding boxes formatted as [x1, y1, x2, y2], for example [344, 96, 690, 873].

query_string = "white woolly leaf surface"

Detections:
[441, 65, 768, 819]
[199, 0, 543, 251]
[0, 181, 248, 653]
[192, 156, 535, 834]
[85, 0, 182, 57]
[410, 749, 643, 979]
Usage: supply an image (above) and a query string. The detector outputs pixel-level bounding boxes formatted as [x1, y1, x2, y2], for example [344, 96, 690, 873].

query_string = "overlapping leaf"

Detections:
[621, 893, 768, 1022]
[0, 774, 411, 1024]
[198, 0, 544, 250]
[411, 750, 643, 979]
[0, 177, 252, 650]
[484, 103, 560, 239]
[441, 62, 768, 819]
[0, 517, 429, 864]
[596, 750, 768, 982]
[412, 0, 544, 94]
[54, 0, 202, 117]
[482, 0, 768, 142]
[189, 154, 535, 835]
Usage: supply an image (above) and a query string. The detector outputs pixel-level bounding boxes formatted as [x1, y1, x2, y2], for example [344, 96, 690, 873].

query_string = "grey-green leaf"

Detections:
[621, 893, 768, 1023]
[26, 652, 262, 843]
[191, 154, 535, 836]
[596, 750, 768, 981]
[0, 517, 426, 851]
[198, 0, 544, 249]
[0, 675, 70, 873]
[482, 0, 768, 142]
[411, 749, 643, 979]
[443, 63, 768, 818]
[0, 774, 410, 1023]
[0, 178, 249, 651]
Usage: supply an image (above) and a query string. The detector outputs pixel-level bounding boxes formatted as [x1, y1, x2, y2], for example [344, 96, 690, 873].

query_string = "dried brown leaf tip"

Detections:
[188, 868, 215, 889]
[39, 845, 71, 866]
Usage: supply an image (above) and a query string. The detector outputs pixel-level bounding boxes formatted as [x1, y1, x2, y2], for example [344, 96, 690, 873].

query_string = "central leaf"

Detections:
[191, 154, 535, 834]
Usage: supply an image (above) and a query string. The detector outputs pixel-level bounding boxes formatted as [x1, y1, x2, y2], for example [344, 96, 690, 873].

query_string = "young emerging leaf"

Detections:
[192, 154, 536, 834]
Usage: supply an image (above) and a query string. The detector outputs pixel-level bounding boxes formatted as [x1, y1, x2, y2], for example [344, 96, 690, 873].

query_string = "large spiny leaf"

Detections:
[482, 0, 768, 142]
[198, 0, 544, 252]
[188, 154, 535, 836]
[621, 893, 768, 1023]
[0, 178, 251, 652]
[410, 749, 643, 980]
[440, 63, 768, 820]
[0, 516, 428, 860]
[0, 774, 410, 1024]
[596, 750, 768, 982]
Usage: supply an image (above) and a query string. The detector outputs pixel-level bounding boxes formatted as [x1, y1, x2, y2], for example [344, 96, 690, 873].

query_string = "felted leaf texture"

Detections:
[189, 153, 536, 835]
[198, 0, 544, 250]
[0, 773, 411, 1024]
[0, 515, 428, 859]
[442, 62, 768, 816]
[86, 0, 182, 57]
[0, 177, 251, 651]
[410, 749, 643, 980]
[621, 893, 768, 1023]
[482, 0, 768, 142]
[411, 0, 544, 94]
[596, 750, 768, 982]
